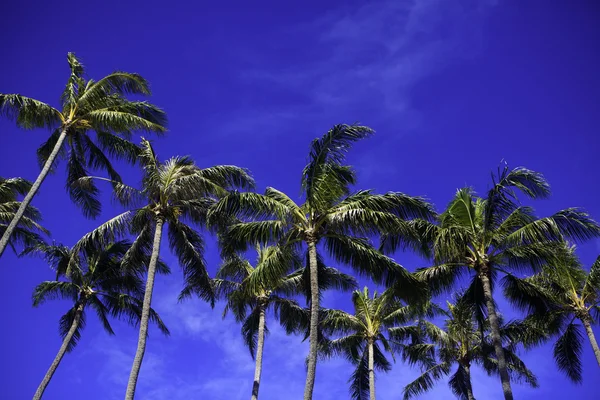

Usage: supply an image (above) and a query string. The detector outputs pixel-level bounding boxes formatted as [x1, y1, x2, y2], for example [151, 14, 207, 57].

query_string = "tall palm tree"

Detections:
[414, 166, 600, 400]
[0, 176, 48, 253]
[209, 124, 434, 400]
[26, 239, 168, 400]
[78, 138, 254, 399]
[504, 246, 600, 382]
[0, 52, 167, 257]
[208, 245, 355, 400]
[318, 287, 418, 400]
[402, 296, 538, 400]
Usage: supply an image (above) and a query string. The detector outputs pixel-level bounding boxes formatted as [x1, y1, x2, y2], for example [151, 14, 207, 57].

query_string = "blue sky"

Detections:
[1, 0, 599, 399]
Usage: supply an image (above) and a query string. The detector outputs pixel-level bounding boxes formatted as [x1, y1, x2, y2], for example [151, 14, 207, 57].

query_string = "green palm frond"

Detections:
[242, 305, 266, 358]
[77, 72, 152, 111]
[61, 52, 85, 109]
[448, 364, 472, 400]
[504, 209, 600, 247]
[0, 177, 48, 252]
[403, 362, 451, 400]
[84, 102, 167, 134]
[209, 191, 293, 224]
[59, 306, 86, 353]
[302, 124, 373, 207]
[349, 351, 369, 400]
[168, 221, 214, 305]
[553, 322, 584, 383]
[415, 264, 463, 296]
[582, 256, 600, 303]
[484, 166, 550, 231]
[32, 281, 79, 306]
[0, 94, 61, 129]
[324, 235, 417, 291]
[502, 274, 551, 314]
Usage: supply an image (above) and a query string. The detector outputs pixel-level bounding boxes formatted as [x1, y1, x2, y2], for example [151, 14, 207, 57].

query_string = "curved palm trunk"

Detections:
[251, 303, 267, 400]
[368, 339, 376, 400]
[463, 363, 475, 400]
[479, 271, 513, 400]
[303, 240, 320, 400]
[33, 301, 83, 400]
[125, 219, 163, 400]
[582, 317, 600, 367]
[0, 127, 68, 258]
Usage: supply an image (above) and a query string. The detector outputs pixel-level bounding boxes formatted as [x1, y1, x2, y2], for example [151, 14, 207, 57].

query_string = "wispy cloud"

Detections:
[219, 0, 498, 140]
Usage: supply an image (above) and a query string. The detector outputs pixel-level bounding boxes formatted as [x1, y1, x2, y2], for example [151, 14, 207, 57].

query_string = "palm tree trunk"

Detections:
[368, 338, 376, 400]
[479, 270, 513, 400]
[582, 317, 600, 367]
[463, 363, 475, 400]
[251, 302, 267, 400]
[0, 127, 68, 258]
[303, 239, 320, 400]
[125, 219, 163, 400]
[33, 301, 83, 400]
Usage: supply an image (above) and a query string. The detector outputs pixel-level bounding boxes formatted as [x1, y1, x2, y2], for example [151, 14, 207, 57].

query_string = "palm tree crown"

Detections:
[504, 246, 600, 382]
[80, 138, 254, 399]
[27, 238, 168, 400]
[402, 296, 537, 400]
[0, 52, 167, 257]
[212, 245, 305, 400]
[319, 287, 414, 400]
[416, 165, 600, 400]
[0, 177, 48, 253]
[209, 124, 435, 399]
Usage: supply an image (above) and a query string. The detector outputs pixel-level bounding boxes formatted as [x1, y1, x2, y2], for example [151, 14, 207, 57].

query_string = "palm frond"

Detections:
[302, 124, 373, 207]
[349, 351, 370, 400]
[553, 322, 584, 383]
[32, 281, 79, 306]
[402, 362, 451, 400]
[59, 306, 86, 352]
[448, 364, 472, 400]
[0, 94, 61, 129]
[168, 221, 214, 305]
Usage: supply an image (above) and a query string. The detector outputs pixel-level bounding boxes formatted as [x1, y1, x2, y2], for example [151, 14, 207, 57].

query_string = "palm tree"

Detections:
[209, 124, 434, 400]
[0, 52, 167, 257]
[26, 239, 168, 400]
[414, 165, 600, 400]
[78, 138, 254, 399]
[504, 246, 600, 382]
[0, 176, 48, 253]
[209, 245, 351, 400]
[402, 296, 538, 400]
[318, 287, 418, 400]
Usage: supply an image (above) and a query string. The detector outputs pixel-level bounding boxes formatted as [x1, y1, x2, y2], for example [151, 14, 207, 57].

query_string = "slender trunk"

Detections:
[368, 338, 376, 400]
[33, 301, 83, 400]
[479, 270, 513, 400]
[251, 302, 267, 400]
[0, 127, 68, 258]
[303, 239, 320, 400]
[582, 317, 600, 367]
[463, 363, 475, 400]
[125, 219, 163, 400]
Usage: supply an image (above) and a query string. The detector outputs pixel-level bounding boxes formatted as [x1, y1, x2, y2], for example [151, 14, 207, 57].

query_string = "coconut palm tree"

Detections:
[209, 244, 356, 400]
[504, 246, 600, 382]
[0, 52, 167, 257]
[209, 124, 434, 400]
[0, 176, 48, 253]
[26, 239, 168, 400]
[413, 165, 600, 400]
[77, 138, 254, 399]
[317, 287, 422, 400]
[402, 296, 538, 400]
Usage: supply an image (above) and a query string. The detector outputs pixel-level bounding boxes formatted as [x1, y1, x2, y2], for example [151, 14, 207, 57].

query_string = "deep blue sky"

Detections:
[1, 0, 599, 399]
